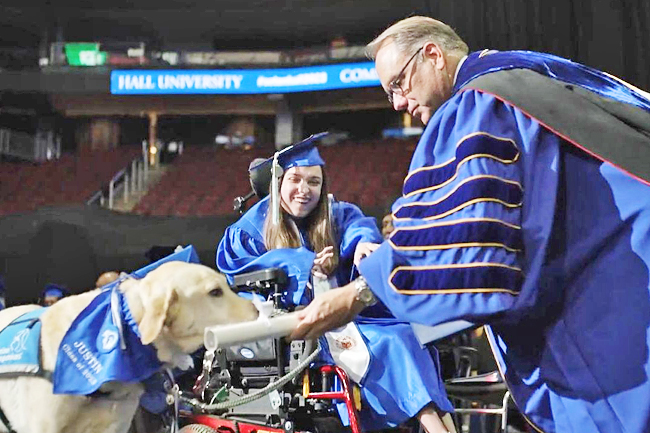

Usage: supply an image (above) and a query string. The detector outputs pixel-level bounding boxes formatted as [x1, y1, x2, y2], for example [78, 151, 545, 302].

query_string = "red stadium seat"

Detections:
[0, 146, 142, 216]
[121, 138, 413, 217]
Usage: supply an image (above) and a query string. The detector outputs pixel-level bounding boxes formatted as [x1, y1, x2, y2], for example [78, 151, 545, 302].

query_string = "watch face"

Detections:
[356, 277, 375, 306]
[357, 287, 373, 305]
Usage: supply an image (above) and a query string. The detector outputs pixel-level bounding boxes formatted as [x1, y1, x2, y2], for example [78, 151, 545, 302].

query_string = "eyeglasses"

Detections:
[387, 47, 423, 105]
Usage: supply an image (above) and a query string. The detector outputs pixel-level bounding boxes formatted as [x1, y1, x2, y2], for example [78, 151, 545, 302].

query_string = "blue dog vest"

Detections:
[0, 290, 162, 396]
[0, 309, 46, 377]
[0, 245, 200, 396]
[53, 245, 200, 395]
[52, 285, 162, 395]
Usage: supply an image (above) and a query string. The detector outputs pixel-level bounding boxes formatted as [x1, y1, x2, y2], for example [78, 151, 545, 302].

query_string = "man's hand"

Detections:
[289, 283, 366, 340]
[353, 242, 380, 267]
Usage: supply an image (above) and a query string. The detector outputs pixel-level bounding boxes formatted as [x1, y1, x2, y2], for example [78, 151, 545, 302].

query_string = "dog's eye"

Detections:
[209, 288, 223, 297]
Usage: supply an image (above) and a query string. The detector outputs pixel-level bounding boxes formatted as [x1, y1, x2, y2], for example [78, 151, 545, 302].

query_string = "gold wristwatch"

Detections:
[354, 276, 377, 307]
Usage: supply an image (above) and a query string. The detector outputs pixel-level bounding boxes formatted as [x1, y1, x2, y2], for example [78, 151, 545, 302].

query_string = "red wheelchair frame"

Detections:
[181, 364, 361, 433]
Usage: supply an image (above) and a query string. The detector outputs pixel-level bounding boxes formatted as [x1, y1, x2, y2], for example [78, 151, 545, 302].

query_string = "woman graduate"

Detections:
[216, 138, 455, 433]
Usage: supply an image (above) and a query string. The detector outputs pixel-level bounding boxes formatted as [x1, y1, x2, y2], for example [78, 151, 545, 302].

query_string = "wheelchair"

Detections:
[176, 266, 364, 433]
[170, 148, 521, 433]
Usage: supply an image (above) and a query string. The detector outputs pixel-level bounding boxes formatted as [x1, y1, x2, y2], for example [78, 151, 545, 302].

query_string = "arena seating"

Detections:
[0, 146, 141, 216]
[320, 139, 415, 210]
[133, 146, 259, 217]
[0, 139, 415, 217]
[132, 138, 416, 217]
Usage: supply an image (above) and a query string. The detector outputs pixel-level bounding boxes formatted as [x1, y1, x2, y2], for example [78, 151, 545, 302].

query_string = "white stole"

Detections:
[312, 274, 371, 384]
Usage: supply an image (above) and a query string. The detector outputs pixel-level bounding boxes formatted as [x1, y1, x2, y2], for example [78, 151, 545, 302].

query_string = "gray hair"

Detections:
[366, 16, 469, 60]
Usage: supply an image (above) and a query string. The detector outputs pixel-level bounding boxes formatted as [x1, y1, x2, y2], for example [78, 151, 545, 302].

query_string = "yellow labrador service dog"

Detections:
[0, 261, 258, 433]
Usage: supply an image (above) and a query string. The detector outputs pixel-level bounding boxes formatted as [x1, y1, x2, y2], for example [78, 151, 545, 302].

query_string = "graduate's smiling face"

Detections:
[375, 40, 454, 125]
[280, 165, 323, 218]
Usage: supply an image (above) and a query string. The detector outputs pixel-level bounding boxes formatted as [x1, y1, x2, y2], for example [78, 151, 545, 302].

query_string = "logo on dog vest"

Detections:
[100, 330, 118, 351]
[10, 329, 29, 354]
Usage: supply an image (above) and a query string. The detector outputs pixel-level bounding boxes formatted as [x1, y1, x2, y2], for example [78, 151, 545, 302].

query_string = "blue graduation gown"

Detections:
[359, 50, 650, 433]
[217, 197, 453, 429]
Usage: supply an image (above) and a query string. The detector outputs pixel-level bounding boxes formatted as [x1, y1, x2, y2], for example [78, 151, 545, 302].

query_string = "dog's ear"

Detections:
[138, 282, 179, 345]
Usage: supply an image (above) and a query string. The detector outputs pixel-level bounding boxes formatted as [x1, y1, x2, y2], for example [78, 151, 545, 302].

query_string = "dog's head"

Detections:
[122, 261, 258, 355]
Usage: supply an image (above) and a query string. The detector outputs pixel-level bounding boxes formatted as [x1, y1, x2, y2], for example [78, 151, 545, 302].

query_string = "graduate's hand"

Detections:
[353, 242, 380, 266]
[312, 246, 334, 279]
[289, 283, 365, 340]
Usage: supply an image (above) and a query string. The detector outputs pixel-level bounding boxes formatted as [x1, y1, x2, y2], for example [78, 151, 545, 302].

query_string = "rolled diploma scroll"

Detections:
[204, 312, 300, 351]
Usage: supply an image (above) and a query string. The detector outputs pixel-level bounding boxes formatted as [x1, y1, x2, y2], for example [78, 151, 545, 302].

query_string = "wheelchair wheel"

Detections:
[179, 424, 218, 433]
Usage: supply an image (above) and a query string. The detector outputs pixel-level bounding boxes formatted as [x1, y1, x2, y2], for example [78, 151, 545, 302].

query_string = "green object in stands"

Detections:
[64, 43, 107, 66]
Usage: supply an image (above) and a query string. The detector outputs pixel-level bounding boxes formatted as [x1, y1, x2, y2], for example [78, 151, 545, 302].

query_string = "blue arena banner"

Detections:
[110, 62, 380, 95]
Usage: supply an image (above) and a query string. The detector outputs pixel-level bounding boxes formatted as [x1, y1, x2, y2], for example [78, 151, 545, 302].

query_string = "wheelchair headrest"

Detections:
[232, 158, 271, 214]
[249, 157, 272, 199]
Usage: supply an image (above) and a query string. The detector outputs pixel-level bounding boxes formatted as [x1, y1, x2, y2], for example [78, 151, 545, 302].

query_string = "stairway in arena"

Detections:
[0, 146, 142, 216]
[131, 138, 416, 217]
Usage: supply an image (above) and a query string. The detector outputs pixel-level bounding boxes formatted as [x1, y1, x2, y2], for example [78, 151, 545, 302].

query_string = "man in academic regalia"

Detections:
[290, 16, 650, 433]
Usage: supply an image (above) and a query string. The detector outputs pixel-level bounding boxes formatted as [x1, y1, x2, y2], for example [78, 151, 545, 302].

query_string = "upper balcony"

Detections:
[41, 40, 369, 70]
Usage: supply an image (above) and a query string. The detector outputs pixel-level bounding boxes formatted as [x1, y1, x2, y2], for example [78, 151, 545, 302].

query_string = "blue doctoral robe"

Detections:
[217, 197, 453, 430]
[359, 50, 650, 433]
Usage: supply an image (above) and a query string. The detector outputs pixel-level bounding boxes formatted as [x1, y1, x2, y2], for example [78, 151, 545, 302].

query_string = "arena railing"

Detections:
[86, 147, 148, 210]
[0, 128, 61, 163]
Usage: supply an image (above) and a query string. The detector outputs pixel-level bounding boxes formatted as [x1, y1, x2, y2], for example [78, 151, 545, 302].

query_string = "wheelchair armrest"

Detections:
[445, 371, 508, 405]
[445, 371, 502, 385]
[233, 267, 288, 289]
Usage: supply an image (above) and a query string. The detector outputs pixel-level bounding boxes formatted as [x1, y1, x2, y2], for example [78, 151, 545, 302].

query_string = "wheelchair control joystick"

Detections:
[192, 350, 215, 398]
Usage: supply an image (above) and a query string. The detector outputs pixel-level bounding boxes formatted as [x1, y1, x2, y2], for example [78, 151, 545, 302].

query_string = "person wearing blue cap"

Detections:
[217, 137, 455, 433]
[40, 284, 68, 307]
